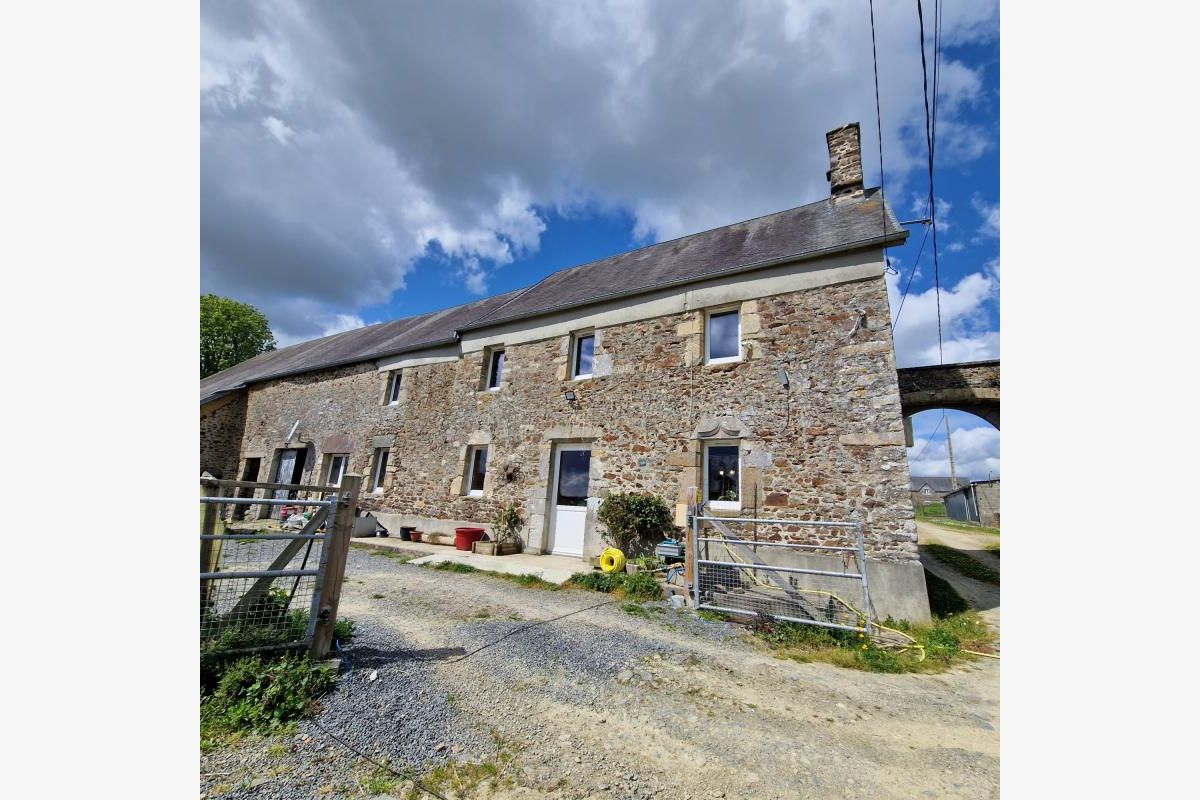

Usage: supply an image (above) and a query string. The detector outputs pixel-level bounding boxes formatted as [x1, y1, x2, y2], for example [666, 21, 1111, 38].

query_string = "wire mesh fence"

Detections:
[201, 490, 340, 658]
[198, 474, 359, 659]
[690, 515, 873, 634]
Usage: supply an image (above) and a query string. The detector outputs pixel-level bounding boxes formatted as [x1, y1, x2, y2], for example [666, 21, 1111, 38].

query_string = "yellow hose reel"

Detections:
[600, 547, 626, 573]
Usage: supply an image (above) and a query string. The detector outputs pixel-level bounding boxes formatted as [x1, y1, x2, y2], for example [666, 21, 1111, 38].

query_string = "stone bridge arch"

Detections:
[897, 360, 999, 445]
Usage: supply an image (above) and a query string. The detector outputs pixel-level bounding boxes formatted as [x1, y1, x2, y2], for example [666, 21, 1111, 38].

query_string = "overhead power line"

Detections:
[868, 0, 892, 274]
[917, 0, 945, 363]
[912, 410, 947, 463]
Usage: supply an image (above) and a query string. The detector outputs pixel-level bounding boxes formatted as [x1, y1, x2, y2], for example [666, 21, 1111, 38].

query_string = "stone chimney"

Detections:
[826, 122, 864, 200]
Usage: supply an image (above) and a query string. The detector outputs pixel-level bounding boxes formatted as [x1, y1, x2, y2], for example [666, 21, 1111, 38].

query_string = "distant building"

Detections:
[909, 476, 960, 506]
[944, 480, 1000, 527]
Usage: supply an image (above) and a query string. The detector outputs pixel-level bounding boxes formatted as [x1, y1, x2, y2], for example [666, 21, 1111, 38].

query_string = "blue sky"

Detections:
[200, 0, 999, 479]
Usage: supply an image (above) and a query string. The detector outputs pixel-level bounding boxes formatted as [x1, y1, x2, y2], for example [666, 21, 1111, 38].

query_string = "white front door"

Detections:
[548, 445, 591, 557]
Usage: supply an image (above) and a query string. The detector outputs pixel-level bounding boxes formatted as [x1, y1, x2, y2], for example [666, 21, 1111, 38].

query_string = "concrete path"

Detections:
[351, 535, 586, 583]
[917, 520, 1001, 629]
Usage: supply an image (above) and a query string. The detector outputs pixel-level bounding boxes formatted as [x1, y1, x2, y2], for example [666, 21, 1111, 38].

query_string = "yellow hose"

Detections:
[600, 547, 626, 574]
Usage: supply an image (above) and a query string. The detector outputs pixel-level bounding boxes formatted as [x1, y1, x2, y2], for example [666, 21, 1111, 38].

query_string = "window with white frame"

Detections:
[465, 446, 488, 496]
[571, 332, 595, 379]
[922, 486, 932, 496]
[703, 441, 740, 508]
[385, 370, 403, 404]
[705, 309, 740, 363]
[370, 448, 389, 492]
[326, 454, 349, 487]
[485, 349, 505, 390]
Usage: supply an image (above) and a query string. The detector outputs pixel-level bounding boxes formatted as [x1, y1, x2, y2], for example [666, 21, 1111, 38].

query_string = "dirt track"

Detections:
[202, 547, 1000, 800]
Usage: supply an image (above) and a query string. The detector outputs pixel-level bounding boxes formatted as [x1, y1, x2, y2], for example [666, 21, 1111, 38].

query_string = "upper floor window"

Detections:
[706, 309, 741, 363]
[466, 446, 488, 497]
[385, 371, 402, 404]
[486, 349, 505, 390]
[922, 486, 932, 496]
[571, 332, 595, 379]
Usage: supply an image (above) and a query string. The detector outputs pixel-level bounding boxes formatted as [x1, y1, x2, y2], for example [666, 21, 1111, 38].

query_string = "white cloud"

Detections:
[887, 268, 999, 367]
[261, 115, 295, 145]
[972, 194, 1000, 240]
[907, 419, 1000, 481]
[201, 0, 998, 343]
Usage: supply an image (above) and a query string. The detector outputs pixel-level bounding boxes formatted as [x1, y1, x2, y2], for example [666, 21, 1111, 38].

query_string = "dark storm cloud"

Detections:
[201, 0, 998, 343]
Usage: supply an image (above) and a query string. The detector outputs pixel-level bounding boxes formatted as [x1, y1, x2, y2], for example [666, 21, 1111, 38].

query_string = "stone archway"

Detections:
[897, 360, 999, 445]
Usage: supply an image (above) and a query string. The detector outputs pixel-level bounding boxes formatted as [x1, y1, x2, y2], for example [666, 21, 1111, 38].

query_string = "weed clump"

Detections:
[201, 654, 334, 742]
[746, 611, 996, 674]
[568, 570, 662, 601]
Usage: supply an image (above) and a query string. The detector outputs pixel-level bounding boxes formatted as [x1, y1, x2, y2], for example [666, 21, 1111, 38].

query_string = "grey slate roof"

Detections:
[910, 476, 960, 493]
[466, 188, 904, 330]
[200, 290, 523, 404]
[201, 189, 905, 405]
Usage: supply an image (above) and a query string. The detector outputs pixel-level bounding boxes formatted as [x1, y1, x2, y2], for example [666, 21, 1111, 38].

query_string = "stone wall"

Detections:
[217, 271, 926, 617]
[200, 392, 247, 479]
[238, 362, 395, 515]
[357, 274, 915, 560]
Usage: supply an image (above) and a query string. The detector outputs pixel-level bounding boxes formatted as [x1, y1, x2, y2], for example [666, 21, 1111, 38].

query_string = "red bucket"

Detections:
[454, 527, 486, 551]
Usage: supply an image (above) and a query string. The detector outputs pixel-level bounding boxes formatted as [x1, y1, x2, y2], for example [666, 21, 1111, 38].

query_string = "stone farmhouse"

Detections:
[910, 475, 960, 506]
[200, 123, 931, 620]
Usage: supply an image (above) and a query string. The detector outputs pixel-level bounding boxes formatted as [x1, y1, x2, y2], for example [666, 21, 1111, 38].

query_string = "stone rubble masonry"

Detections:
[826, 122, 865, 200]
[227, 272, 917, 567]
[200, 392, 247, 480]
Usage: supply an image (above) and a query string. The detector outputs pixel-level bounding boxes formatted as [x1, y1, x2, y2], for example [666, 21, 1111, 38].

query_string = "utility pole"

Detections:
[945, 416, 959, 490]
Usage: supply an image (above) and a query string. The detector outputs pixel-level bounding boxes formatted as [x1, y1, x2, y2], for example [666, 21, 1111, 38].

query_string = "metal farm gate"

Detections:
[689, 514, 874, 635]
[200, 475, 361, 659]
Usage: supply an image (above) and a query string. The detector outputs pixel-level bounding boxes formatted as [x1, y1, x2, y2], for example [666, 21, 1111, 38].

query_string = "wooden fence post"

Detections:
[200, 480, 222, 609]
[309, 474, 361, 659]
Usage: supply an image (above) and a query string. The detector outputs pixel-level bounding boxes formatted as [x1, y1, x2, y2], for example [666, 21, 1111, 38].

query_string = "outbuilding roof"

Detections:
[909, 476, 961, 493]
[201, 189, 905, 405]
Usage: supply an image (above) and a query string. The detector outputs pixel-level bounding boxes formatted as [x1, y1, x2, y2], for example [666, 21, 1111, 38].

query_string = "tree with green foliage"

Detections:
[200, 294, 277, 378]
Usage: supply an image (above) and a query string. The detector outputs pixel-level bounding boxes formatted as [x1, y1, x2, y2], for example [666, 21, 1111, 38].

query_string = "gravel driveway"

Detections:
[201, 546, 999, 800]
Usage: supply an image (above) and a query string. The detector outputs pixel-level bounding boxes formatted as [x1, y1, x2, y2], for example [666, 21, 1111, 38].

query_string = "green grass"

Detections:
[749, 611, 996, 673]
[620, 601, 664, 618]
[924, 543, 1000, 585]
[422, 560, 561, 590]
[354, 543, 420, 563]
[567, 570, 662, 601]
[915, 502, 948, 518]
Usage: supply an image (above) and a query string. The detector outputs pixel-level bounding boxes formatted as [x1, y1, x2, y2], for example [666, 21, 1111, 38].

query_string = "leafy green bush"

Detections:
[597, 493, 676, 556]
[620, 571, 662, 600]
[569, 571, 621, 593]
[568, 570, 662, 601]
[201, 654, 334, 740]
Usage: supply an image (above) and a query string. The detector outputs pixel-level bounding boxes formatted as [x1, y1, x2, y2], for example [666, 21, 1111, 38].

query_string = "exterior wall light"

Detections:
[563, 389, 577, 402]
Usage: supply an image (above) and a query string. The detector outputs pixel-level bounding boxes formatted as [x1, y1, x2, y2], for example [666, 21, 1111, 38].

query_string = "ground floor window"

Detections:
[326, 454, 348, 487]
[466, 446, 488, 496]
[704, 441, 740, 509]
[370, 448, 389, 492]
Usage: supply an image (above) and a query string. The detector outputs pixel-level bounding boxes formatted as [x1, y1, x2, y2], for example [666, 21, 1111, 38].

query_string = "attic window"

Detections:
[572, 333, 594, 379]
[706, 309, 740, 363]
[386, 371, 402, 404]
[486, 349, 505, 390]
